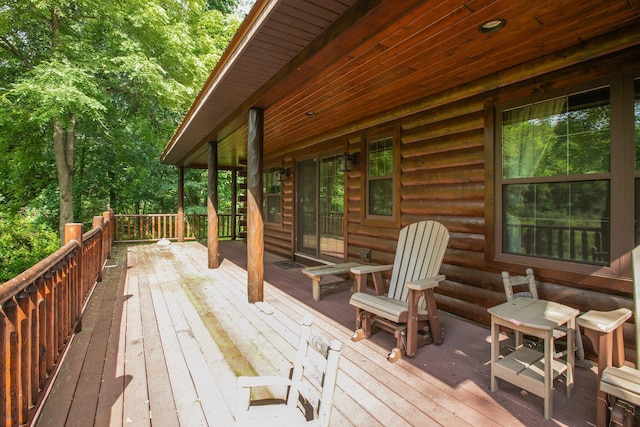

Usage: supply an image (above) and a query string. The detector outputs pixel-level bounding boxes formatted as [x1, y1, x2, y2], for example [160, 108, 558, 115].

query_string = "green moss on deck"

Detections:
[181, 282, 274, 401]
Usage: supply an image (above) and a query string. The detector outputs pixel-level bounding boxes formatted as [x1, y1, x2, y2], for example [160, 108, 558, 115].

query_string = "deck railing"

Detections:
[505, 222, 609, 265]
[0, 211, 115, 426]
[114, 213, 236, 242]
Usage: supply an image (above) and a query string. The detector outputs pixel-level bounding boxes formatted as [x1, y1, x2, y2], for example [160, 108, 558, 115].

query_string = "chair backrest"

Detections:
[387, 221, 450, 306]
[287, 316, 343, 427]
[501, 268, 538, 301]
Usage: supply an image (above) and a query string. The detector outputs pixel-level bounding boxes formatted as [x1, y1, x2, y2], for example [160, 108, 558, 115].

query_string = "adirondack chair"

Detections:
[235, 316, 343, 427]
[501, 269, 586, 362]
[349, 220, 449, 362]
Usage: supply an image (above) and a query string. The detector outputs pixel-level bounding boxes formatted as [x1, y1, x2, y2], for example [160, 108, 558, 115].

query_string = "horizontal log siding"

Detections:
[270, 45, 640, 350]
[399, 98, 488, 323]
[263, 157, 295, 259]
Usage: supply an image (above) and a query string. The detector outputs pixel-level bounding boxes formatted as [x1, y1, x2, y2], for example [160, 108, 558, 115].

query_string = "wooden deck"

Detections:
[33, 241, 600, 426]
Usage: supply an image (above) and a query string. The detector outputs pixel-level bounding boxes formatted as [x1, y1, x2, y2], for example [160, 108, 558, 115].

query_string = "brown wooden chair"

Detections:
[235, 316, 343, 427]
[349, 220, 449, 362]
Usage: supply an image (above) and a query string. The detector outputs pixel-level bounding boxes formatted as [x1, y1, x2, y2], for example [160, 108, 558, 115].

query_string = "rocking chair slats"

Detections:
[235, 316, 342, 427]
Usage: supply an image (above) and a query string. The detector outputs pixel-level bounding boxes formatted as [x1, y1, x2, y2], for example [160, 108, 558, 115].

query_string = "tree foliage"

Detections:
[0, 0, 241, 237]
[0, 211, 60, 282]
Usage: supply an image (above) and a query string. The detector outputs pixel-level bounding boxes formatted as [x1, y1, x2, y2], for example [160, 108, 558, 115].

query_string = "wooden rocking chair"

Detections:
[235, 316, 343, 427]
[349, 220, 449, 362]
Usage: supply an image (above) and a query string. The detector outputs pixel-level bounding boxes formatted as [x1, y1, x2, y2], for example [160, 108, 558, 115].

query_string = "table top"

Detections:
[488, 298, 579, 331]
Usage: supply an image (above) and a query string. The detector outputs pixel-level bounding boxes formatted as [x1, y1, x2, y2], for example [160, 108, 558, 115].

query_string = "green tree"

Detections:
[0, 0, 240, 239]
[0, 211, 59, 282]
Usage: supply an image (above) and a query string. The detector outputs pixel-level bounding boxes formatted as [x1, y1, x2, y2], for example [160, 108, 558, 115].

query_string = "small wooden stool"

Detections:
[577, 308, 632, 427]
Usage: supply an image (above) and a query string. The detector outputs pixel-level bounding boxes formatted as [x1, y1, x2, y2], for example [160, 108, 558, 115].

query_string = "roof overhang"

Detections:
[162, 0, 640, 169]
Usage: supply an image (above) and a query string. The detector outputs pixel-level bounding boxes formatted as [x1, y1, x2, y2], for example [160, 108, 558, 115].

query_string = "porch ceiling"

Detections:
[161, 0, 640, 169]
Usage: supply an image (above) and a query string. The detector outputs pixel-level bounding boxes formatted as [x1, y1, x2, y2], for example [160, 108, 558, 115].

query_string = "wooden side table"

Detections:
[489, 298, 579, 420]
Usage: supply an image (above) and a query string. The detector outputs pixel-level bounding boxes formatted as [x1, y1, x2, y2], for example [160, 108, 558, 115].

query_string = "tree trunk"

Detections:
[53, 115, 75, 242]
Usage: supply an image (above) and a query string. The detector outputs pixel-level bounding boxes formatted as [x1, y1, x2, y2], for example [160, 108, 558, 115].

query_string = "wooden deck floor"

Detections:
[34, 241, 599, 426]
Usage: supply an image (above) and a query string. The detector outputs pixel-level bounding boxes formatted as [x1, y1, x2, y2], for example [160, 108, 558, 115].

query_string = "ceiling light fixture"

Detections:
[479, 18, 506, 33]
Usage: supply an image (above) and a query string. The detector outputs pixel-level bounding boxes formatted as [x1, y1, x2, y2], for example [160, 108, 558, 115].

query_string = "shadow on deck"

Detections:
[34, 241, 598, 426]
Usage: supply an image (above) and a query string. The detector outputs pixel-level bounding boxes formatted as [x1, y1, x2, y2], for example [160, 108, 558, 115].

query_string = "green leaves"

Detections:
[0, 0, 241, 223]
[10, 58, 106, 126]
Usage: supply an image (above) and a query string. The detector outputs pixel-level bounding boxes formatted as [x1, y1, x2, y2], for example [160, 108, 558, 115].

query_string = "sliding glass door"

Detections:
[296, 154, 345, 261]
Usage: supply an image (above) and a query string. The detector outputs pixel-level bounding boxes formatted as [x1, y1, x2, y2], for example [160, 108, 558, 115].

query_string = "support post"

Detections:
[208, 141, 219, 268]
[177, 166, 185, 242]
[231, 169, 237, 240]
[247, 107, 264, 303]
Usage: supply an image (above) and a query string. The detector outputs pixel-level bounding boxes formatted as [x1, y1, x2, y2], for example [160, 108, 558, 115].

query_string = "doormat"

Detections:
[273, 261, 304, 270]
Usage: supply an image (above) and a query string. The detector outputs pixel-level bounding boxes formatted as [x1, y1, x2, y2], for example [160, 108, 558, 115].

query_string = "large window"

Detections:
[367, 135, 394, 217]
[500, 87, 611, 266]
[495, 75, 640, 275]
[263, 167, 281, 225]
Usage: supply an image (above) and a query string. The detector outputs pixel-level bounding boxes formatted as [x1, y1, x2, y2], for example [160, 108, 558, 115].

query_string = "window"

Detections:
[495, 76, 640, 274]
[263, 167, 281, 224]
[499, 87, 611, 266]
[367, 135, 394, 217]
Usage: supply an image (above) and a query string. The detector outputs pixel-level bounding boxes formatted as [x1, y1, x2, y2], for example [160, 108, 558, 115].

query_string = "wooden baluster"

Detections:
[4, 298, 21, 426]
[35, 277, 47, 395]
[1, 309, 10, 426]
[16, 290, 32, 421]
[27, 284, 39, 409]
[54, 266, 64, 353]
[43, 273, 55, 376]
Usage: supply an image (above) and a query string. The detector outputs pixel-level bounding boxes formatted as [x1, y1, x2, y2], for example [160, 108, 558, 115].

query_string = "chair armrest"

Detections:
[351, 264, 393, 294]
[237, 375, 292, 389]
[350, 264, 393, 275]
[406, 275, 445, 291]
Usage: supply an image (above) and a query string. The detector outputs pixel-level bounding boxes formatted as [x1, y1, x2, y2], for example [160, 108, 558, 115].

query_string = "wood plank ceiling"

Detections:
[161, 0, 640, 169]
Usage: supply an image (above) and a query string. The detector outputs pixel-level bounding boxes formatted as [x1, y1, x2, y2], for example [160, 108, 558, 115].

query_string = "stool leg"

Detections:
[597, 332, 614, 427]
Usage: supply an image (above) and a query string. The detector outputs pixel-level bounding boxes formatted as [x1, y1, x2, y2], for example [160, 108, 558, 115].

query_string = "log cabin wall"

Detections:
[263, 155, 295, 260]
[264, 44, 640, 348]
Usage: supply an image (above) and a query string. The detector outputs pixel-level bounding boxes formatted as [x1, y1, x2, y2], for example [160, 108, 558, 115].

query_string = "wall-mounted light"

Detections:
[478, 18, 506, 33]
[275, 167, 290, 182]
[339, 152, 359, 172]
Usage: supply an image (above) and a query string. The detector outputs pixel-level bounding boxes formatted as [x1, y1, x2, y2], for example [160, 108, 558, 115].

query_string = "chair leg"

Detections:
[388, 347, 403, 363]
[423, 288, 442, 345]
[352, 311, 372, 342]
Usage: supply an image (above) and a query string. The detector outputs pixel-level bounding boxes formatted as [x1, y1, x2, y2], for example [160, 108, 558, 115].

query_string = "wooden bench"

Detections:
[301, 262, 362, 301]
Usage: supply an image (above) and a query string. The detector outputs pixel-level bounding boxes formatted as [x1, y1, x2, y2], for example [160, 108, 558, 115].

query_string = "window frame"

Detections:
[362, 127, 401, 228]
[490, 75, 636, 279]
[263, 165, 283, 229]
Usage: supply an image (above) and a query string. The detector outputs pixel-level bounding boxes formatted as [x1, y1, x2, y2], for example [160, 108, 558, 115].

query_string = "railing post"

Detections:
[103, 211, 113, 259]
[93, 216, 105, 282]
[64, 223, 83, 333]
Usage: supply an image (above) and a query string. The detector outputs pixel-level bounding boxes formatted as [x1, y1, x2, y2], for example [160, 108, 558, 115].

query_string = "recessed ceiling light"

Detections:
[305, 111, 316, 116]
[479, 18, 506, 33]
